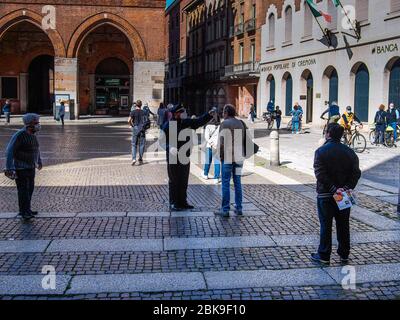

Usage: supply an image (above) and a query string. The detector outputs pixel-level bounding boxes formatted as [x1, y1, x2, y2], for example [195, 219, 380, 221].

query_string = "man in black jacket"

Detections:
[162, 104, 215, 211]
[312, 123, 361, 265]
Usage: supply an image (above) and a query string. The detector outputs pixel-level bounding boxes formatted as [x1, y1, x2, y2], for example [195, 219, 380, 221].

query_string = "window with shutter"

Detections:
[390, 0, 400, 13]
[268, 13, 275, 47]
[304, 1, 313, 37]
[285, 6, 292, 43]
[356, 0, 369, 21]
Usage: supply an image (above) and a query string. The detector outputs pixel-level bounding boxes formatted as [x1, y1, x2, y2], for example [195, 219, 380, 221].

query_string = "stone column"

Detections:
[133, 61, 164, 109]
[89, 74, 95, 115]
[54, 58, 78, 120]
[19, 73, 28, 113]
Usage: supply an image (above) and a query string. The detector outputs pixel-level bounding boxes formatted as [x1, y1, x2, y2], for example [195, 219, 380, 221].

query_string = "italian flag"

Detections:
[306, 0, 332, 23]
[331, 0, 341, 7]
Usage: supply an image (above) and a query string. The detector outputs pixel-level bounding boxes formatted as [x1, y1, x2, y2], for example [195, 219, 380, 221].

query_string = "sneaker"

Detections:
[20, 213, 34, 221]
[202, 174, 209, 180]
[138, 159, 144, 165]
[29, 211, 38, 216]
[215, 211, 230, 218]
[310, 253, 330, 266]
[182, 203, 195, 210]
[234, 209, 243, 216]
[131, 160, 137, 166]
[170, 204, 184, 212]
[213, 178, 221, 185]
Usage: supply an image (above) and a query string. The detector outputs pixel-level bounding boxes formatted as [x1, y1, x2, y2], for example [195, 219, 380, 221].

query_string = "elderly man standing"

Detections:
[4, 113, 43, 220]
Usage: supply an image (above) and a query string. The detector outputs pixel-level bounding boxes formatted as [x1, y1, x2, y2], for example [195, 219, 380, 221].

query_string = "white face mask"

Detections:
[180, 111, 188, 120]
[390, 105, 395, 110]
[34, 124, 41, 132]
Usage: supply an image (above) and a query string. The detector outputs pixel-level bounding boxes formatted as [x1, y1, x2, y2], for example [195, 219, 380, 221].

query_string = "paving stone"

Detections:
[0, 275, 70, 295]
[0, 240, 50, 253]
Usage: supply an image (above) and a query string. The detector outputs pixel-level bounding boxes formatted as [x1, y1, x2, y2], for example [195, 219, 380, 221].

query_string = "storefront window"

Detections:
[1, 77, 18, 99]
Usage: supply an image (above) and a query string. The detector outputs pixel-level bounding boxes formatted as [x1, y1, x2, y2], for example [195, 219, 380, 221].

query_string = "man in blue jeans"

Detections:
[312, 123, 361, 266]
[217, 104, 245, 217]
[128, 100, 147, 165]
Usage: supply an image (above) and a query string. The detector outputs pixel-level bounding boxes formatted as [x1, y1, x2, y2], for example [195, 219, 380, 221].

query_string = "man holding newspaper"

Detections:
[312, 123, 361, 266]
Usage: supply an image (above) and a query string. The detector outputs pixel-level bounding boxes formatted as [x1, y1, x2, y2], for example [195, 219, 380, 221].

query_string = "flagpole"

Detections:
[314, 15, 332, 47]
[337, 0, 360, 40]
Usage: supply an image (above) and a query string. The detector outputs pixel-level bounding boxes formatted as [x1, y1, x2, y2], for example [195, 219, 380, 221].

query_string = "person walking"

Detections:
[128, 101, 147, 165]
[4, 113, 43, 220]
[157, 102, 167, 128]
[162, 104, 214, 211]
[249, 104, 256, 123]
[374, 104, 387, 146]
[320, 101, 341, 124]
[58, 102, 65, 126]
[387, 103, 399, 143]
[2, 99, 11, 125]
[217, 104, 245, 217]
[312, 123, 361, 265]
[203, 112, 221, 183]
[275, 106, 282, 130]
[290, 104, 302, 134]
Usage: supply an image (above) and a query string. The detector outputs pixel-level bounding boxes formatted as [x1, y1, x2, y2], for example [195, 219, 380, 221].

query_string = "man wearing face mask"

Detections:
[4, 113, 43, 220]
[162, 104, 215, 211]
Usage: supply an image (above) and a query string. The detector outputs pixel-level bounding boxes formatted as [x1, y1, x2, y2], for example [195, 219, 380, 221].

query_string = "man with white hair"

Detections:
[4, 113, 43, 220]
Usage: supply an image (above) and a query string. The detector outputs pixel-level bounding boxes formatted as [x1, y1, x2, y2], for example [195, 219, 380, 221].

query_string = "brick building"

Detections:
[165, 0, 267, 117]
[0, 0, 166, 117]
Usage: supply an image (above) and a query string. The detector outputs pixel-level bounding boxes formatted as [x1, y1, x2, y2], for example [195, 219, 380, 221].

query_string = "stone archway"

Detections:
[67, 12, 146, 60]
[0, 9, 66, 57]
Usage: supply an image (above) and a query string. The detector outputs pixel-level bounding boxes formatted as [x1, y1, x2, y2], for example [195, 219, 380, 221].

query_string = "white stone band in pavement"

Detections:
[164, 236, 276, 251]
[46, 239, 164, 252]
[0, 275, 71, 295]
[2, 230, 400, 253]
[0, 240, 51, 253]
[325, 263, 400, 284]
[67, 272, 206, 294]
[204, 268, 337, 289]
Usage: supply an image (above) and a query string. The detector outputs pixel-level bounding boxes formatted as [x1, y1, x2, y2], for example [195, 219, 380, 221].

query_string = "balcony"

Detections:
[244, 18, 256, 32]
[205, 68, 225, 81]
[224, 61, 260, 78]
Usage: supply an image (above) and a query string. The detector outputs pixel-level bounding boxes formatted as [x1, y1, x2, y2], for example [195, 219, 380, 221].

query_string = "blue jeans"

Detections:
[221, 162, 243, 213]
[389, 122, 398, 141]
[292, 120, 299, 133]
[4, 112, 10, 123]
[375, 124, 386, 144]
[204, 147, 221, 179]
[276, 118, 281, 129]
[132, 126, 145, 160]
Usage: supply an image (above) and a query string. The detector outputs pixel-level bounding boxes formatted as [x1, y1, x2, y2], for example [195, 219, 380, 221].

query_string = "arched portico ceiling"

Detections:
[67, 12, 146, 60]
[323, 65, 338, 78]
[0, 9, 66, 57]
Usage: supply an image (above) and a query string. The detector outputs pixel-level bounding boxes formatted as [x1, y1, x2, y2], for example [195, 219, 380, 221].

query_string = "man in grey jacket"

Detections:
[4, 113, 43, 220]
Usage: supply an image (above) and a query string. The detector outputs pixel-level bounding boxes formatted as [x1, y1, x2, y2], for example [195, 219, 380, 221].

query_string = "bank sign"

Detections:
[261, 58, 317, 73]
[372, 42, 399, 55]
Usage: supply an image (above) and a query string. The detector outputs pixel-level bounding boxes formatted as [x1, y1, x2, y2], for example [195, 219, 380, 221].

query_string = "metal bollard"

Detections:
[270, 130, 280, 167]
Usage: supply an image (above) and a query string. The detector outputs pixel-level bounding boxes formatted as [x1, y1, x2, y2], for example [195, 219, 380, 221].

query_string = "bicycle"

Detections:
[342, 125, 366, 153]
[369, 123, 399, 147]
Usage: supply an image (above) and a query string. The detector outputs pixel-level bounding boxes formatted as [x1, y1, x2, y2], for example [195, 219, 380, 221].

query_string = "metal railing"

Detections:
[244, 18, 256, 32]
[224, 61, 260, 76]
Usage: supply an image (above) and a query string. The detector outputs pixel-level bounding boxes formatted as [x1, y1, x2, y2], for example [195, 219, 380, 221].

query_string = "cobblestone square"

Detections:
[0, 121, 399, 300]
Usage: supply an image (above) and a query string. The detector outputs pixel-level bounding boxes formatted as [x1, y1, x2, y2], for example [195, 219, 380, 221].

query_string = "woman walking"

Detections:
[203, 111, 221, 183]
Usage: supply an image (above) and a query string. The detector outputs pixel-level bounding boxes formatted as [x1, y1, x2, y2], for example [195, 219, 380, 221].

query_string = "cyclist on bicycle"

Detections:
[339, 106, 363, 130]
[387, 103, 399, 141]
[320, 101, 341, 124]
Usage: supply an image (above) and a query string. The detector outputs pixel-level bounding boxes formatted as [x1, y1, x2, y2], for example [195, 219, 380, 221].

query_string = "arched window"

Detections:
[283, 72, 293, 116]
[391, 0, 400, 13]
[329, 69, 339, 104]
[328, 0, 338, 30]
[353, 63, 370, 122]
[303, 1, 313, 37]
[267, 74, 275, 103]
[268, 13, 275, 47]
[285, 6, 292, 43]
[356, 0, 369, 22]
[389, 58, 400, 108]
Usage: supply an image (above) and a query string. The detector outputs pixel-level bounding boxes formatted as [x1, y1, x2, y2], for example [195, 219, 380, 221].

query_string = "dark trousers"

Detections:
[375, 124, 386, 144]
[60, 115, 65, 126]
[167, 162, 190, 207]
[15, 169, 36, 215]
[317, 197, 350, 260]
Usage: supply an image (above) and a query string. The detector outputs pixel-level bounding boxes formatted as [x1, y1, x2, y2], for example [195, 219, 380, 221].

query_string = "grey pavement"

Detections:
[0, 122, 399, 300]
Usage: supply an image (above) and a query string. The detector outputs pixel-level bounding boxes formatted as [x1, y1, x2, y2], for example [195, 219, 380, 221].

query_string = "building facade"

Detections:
[0, 0, 166, 117]
[259, 0, 400, 126]
[223, 0, 266, 117]
[165, 0, 266, 116]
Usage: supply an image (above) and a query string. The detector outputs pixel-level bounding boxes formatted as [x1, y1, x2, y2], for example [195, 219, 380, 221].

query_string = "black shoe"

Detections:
[20, 213, 34, 221]
[29, 211, 38, 216]
[138, 159, 144, 165]
[340, 257, 350, 265]
[310, 253, 330, 266]
[182, 203, 194, 210]
[170, 204, 184, 212]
